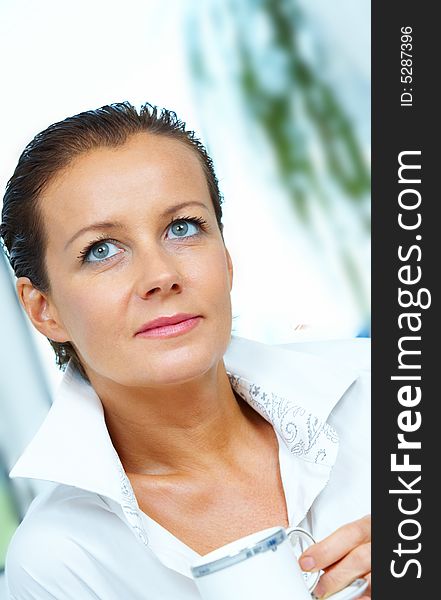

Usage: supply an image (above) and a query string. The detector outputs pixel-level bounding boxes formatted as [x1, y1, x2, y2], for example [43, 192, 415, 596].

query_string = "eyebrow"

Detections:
[64, 201, 210, 250]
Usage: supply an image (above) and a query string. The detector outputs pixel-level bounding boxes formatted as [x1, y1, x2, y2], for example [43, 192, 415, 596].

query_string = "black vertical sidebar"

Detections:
[372, 1, 437, 598]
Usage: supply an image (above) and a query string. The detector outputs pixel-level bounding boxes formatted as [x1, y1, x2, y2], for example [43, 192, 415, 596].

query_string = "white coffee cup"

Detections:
[190, 525, 320, 600]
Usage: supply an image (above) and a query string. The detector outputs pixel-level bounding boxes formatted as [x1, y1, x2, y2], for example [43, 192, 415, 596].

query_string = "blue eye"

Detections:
[78, 216, 208, 265]
[81, 239, 122, 264]
[167, 219, 201, 239]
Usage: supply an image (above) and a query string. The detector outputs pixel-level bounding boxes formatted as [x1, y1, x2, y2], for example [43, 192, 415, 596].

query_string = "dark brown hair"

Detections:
[0, 101, 224, 382]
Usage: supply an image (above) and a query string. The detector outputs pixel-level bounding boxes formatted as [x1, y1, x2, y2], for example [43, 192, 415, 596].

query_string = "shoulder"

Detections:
[278, 337, 370, 412]
[280, 337, 371, 426]
[275, 337, 370, 373]
[5, 485, 119, 599]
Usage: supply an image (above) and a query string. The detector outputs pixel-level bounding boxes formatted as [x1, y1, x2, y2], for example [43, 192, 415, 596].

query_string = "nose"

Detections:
[135, 245, 183, 300]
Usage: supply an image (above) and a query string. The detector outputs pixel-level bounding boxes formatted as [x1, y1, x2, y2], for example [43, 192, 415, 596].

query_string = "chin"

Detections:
[132, 343, 218, 385]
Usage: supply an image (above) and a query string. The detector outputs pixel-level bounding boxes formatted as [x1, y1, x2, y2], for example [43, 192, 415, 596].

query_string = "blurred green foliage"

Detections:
[186, 0, 370, 319]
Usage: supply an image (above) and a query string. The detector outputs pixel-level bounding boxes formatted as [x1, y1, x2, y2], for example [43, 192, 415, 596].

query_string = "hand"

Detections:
[298, 514, 371, 599]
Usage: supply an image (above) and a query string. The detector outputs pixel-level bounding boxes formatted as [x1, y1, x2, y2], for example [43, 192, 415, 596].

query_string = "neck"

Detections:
[89, 360, 264, 476]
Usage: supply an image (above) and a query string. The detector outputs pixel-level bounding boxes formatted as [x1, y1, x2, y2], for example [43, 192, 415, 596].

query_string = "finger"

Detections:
[312, 544, 371, 598]
[299, 515, 371, 572]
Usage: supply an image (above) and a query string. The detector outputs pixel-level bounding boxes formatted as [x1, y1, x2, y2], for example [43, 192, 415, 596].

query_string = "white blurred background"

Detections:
[0, 0, 370, 587]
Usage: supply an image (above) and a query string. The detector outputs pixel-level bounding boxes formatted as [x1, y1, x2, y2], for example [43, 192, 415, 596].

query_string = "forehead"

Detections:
[39, 133, 210, 232]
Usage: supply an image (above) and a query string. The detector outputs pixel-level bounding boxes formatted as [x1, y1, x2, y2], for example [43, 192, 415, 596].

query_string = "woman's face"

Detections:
[31, 133, 233, 387]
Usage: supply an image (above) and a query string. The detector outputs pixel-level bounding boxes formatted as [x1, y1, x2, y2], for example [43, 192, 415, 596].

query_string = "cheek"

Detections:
[197, 251, 233, 329]
[54, 278, 126, 346]
[190, 248, 231, 300]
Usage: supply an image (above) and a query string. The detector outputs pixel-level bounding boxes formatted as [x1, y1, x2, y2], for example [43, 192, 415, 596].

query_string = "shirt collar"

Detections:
[9, 334, 359, 549]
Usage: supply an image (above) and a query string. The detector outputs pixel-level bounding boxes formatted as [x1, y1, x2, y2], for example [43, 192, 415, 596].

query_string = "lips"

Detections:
[135, 313, 200, 335]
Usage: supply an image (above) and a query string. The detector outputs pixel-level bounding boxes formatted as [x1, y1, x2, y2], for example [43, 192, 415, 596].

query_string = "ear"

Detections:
[16, 277, 70, 343]
[225, 247, 233, 291]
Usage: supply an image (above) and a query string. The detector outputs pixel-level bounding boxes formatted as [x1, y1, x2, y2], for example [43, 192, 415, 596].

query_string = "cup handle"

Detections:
[285, 526, 320, 594]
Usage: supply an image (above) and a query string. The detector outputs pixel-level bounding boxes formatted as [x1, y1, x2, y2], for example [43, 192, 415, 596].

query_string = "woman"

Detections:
[1, 102, 371, 599]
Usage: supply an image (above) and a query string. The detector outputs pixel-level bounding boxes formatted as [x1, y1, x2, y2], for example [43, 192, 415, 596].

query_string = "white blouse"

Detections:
[5, 335, 370, 599]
